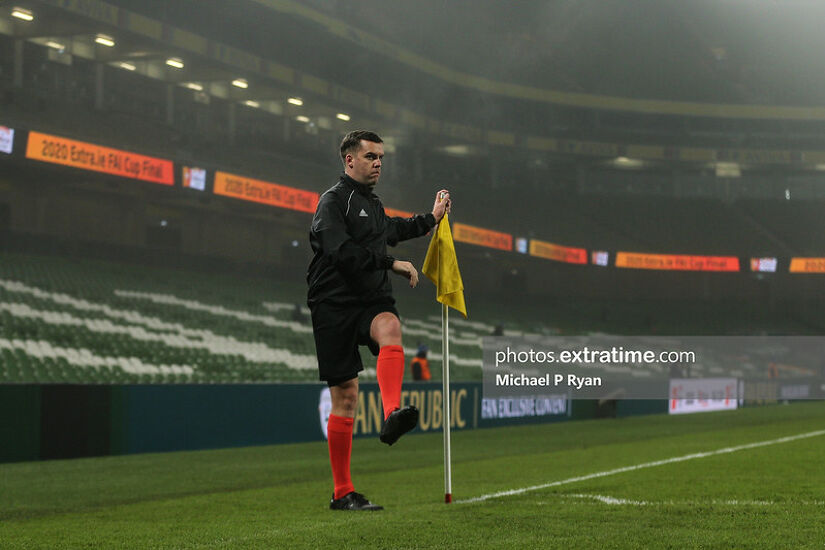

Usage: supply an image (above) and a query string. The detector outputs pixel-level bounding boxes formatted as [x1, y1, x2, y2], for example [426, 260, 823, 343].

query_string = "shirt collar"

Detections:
[341, 173, 376, 197]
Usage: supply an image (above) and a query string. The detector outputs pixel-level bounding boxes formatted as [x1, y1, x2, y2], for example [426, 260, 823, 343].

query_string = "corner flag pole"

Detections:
[422, 199, 464, 505]
[442, 302, 452, 504]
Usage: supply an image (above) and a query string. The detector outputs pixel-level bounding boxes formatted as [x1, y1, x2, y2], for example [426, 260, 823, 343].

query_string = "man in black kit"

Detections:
[307, 130, 450, 511]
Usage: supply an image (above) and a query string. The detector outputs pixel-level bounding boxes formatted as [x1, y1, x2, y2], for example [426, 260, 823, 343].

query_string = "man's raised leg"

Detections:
[371, 312, 419, 445]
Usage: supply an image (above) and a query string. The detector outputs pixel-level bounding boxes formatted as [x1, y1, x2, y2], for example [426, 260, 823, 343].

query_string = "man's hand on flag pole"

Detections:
[432, 189, 451, 223]
[391, 260, 419, 288]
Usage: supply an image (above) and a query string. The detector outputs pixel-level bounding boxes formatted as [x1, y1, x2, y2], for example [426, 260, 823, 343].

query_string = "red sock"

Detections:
[377, 344, 405, 419]
[327, 414, 355, 500]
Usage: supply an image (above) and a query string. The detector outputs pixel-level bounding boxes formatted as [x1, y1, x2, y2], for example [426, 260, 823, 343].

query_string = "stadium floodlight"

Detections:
[287, 97, 303, 106]
[183, 82, 203, 91]
[443, 144, 471, 156]
[118, 62, 136, 71]
[232, 78, 248, 89]
[714, 162, 740, 178]
[11, 7, 34, 21]
[95, 34, 115, 47]
[295, 115, 310, 123]
[45, 40, 65, 51]
[165, 57, 184, 69]
[614, 156, 644, 168]
[336, 113, 351, 122]
[244, 100, 260, 108]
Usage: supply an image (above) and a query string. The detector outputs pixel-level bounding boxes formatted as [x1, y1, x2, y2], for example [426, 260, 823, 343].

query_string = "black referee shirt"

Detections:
[307, 174, 436, 307]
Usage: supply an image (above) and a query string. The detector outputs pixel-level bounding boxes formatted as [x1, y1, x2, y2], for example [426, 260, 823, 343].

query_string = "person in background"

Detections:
[411, 344, 431, 381]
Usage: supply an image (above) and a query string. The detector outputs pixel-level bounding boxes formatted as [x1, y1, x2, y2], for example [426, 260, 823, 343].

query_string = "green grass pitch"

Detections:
[2, 401, 824, 549]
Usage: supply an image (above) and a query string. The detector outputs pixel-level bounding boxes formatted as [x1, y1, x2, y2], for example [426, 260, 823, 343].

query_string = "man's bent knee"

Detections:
[370, 312, 401, 347]
[330, 377, 358, 417]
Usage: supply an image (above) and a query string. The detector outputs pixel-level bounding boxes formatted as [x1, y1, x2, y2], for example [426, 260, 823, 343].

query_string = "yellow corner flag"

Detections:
[422, 213, 467, 318]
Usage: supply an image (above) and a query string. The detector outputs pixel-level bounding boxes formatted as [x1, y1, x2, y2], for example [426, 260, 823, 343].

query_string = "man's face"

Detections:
[346, 140, 384, 187]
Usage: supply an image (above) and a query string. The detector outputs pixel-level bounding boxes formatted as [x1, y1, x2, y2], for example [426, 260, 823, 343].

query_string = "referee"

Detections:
[308, 130, 450, 511]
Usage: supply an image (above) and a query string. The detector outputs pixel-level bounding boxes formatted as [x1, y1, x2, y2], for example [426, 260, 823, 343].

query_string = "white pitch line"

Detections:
[562, 495, 825, 506]
[457, 429, 825, 504]
[568, 493, 650, 506]
[539, 496, 825, 506]
[562, 495, 780, 506]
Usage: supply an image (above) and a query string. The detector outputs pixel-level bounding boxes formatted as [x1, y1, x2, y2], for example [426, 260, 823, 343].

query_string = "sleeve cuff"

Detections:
[382, 255, 396, 269]
[424, 213, 437, 228]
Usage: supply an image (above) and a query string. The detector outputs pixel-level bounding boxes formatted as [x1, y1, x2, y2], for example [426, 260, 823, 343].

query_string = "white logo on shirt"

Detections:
[359, 209, 368, 217]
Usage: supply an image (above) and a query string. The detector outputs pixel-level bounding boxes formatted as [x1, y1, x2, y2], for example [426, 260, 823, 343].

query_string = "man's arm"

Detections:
[385, 212, 436, 245]
[313, 194, 420, 287]
[385, 189, 451, 245]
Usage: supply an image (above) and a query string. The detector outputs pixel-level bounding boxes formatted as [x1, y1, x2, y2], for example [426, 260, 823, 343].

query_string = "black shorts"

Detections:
[310, 298, 399, 387]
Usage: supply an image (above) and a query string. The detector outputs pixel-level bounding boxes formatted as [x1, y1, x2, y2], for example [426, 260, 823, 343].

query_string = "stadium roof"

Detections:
[106, 0, 825, 109]
[6, 0, 825, 174]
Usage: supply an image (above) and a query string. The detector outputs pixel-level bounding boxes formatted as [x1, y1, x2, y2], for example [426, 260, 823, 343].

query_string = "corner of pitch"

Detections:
[556, 373, 602, 389]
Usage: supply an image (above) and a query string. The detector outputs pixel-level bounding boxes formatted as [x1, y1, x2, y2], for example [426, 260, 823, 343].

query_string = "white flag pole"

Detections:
[442, 302, 452, 503]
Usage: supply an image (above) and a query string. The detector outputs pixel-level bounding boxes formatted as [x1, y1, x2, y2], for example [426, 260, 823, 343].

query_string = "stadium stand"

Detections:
[0, 250, 819, 386]
[0, 252, 497, 383]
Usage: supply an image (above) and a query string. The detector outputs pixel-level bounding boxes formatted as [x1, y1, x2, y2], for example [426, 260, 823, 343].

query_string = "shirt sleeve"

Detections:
[385, 211, 437, 246]
[312, 194, 394, 275]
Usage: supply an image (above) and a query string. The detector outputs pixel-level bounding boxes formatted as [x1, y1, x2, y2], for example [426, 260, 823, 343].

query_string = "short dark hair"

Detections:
[340, 130, 383, 162]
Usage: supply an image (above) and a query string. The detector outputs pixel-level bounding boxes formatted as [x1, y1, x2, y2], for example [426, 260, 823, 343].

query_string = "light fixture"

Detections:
[165, 57, 184, 69]
[287, 97, 303, 106]
[714, 162, 740, 178]
[231, 78, 248, 89]
[442, 144, 471, 156]
[295, 115, 310, 123]
[613, 156, 644, 169]
[118, 62, 136, 71]
[244, 100, 260, 108]
[45, 40, 65, 51]
[183, 82, 203, 91]
[11, 8, 34, 21]
[336, 113, 351, 122]
[95, 34, 115, 47]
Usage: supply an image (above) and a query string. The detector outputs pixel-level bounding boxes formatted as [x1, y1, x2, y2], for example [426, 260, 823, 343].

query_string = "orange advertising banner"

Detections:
[529, 239, 587, 264]
[213, 171, 318, 213]
[26, 131, 173, 185]
[789, 258, 825, 273]
[384, 207, 415, 218]
[616, 252, 740, 271]
[452, 222, 512, 251]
